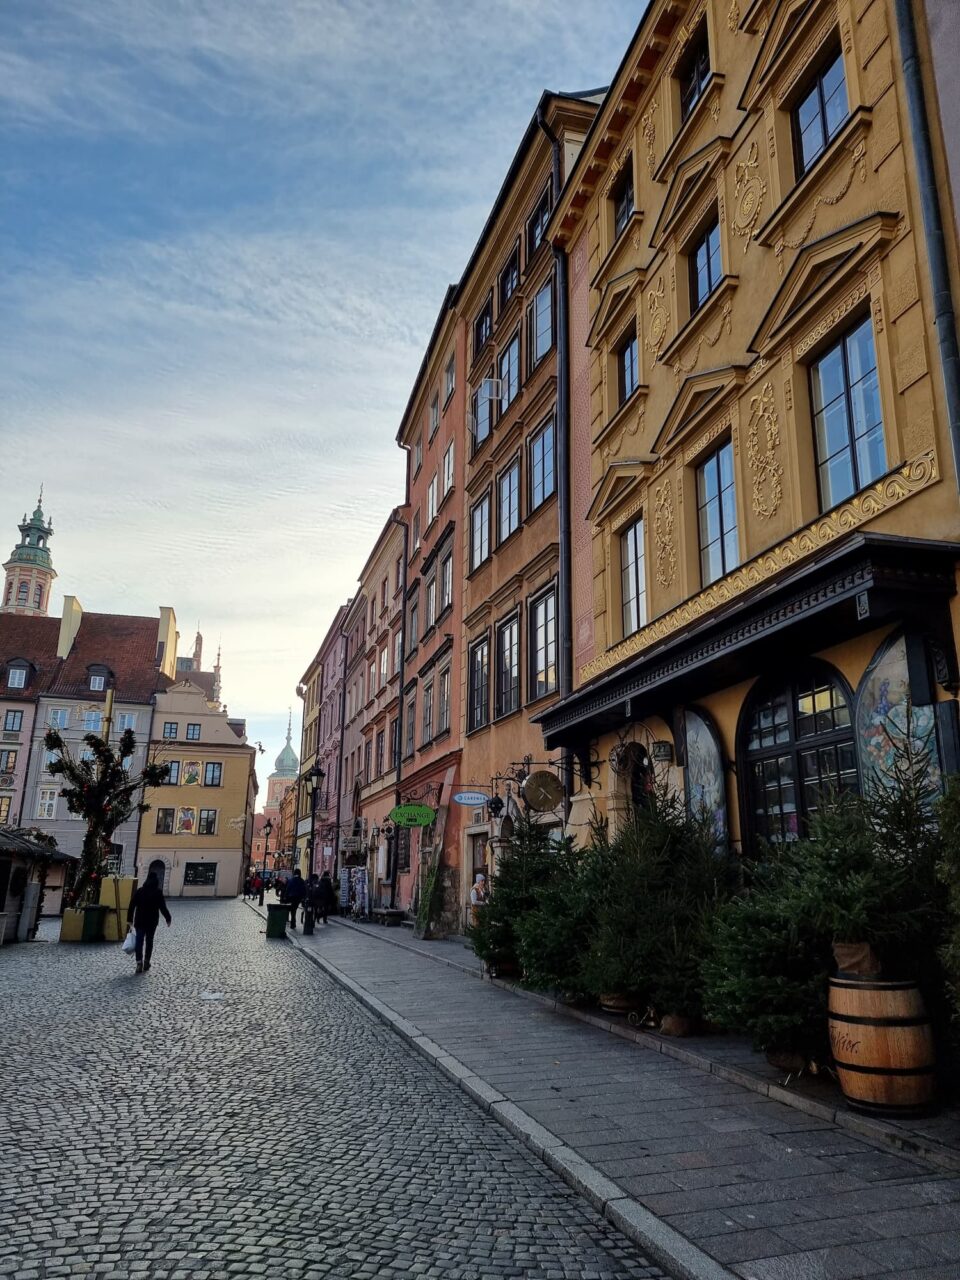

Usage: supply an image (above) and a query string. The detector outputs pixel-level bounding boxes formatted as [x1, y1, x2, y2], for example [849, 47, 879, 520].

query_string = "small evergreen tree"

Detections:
[469, 813, 561, 972]
[515, 839, 609, 995]
[45, 727, 169, 906]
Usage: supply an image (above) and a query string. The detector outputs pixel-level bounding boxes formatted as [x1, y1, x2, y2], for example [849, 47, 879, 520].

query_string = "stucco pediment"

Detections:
[587, 269, 643, 349]
[749, 213, 899, 353]
[739, 0, 822, 112]
[650, 137, 731, 249]
[652, 367, 744, 456]
[586, 458, 657, 526]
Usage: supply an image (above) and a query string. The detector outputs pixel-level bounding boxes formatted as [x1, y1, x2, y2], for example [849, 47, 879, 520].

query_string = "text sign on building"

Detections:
[453, 791, 491, 806]
[388, 803, 436, 828]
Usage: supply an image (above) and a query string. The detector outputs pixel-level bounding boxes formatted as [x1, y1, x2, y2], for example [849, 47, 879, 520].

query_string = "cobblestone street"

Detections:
[0, 901, 664, 1280]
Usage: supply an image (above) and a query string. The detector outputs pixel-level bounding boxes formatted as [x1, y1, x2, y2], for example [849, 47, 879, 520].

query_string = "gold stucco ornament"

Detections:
[746, 382, 784, 518]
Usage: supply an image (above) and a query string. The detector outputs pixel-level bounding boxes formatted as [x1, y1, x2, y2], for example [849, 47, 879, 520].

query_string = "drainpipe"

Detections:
[537, 105, 576, 819]
[387, 505, 409, 910]
[894, 0, 960, 489]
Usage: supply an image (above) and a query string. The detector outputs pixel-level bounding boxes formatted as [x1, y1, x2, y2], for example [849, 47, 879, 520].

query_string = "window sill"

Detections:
[496, 524, 523, 553]
[594, 385, 647, 451]
[442, 387, 456, 414]
[466, 721, 491, 739]
[659, 274, 738, 368]
[592, 210, 643, 289]
[525, 689, 559, 712]
[467, 556, 492, 580]
[493, 706, 522, 726]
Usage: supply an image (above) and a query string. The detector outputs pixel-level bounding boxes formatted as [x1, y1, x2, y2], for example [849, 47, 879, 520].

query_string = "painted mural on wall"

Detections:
[856, 633, 941, 790]
[176, 806, 196, 835]
[182, 760, 201, 786]
[684, 709, 728, 845]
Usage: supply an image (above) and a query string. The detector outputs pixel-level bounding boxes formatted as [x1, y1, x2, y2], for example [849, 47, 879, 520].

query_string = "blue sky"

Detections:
[1, 0, 639, 792]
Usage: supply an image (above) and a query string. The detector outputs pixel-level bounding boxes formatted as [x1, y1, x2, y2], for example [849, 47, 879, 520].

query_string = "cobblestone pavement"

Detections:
[0, 901, 665, 1280]
[284, 915, 960, 1280]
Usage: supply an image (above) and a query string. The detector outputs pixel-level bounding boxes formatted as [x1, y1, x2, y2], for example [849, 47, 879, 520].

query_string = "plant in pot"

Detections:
[577, 796, 677, 1015]
[469, 813, 560, 978]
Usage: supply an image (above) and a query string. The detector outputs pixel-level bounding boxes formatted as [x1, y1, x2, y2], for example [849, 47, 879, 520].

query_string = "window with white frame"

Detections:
[37, 788, 57, 820]
[6, 667, 27, 690]
[48, 708, 69, 729]
[495, 615, 520, 718]
[497, 459, 520, 543]
[620, 517, 647, 638]
[379, 646, 389, 688]
[117, 712, 137, 733]
[83, 710, 102, 733]
[412, 509, 421, 552]
[427, 473, 439, 524]
[393, 630, 402, 674]
[445, 353, 456, 402]
[429, 393, 440, 438]
[437, 667, 451, 734]
[368, 661, 376, 699]
[442, 441, 454, 496]
[43, 749, 59, 773]
[89, 674, 105, 692]
[440, 553, 453, 611]
[468, 636, 490, 731]
[528, 277, 554, 370]
[422, 680, 434, 742]
[499, 334, 520, 414]
[530, 588, 558, 699]
[470, 493, 491, 569]
[404, 697, 416, 757]
[426, 576, 437, 628]
[529, 418, 556, 510]
[413, 435, 423, 474]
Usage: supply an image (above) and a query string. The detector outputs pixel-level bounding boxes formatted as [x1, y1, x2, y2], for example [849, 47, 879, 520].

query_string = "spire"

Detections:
[272, 709, 299, 777]
[213, 639, 222, 704]
[2, 490, 56, 616]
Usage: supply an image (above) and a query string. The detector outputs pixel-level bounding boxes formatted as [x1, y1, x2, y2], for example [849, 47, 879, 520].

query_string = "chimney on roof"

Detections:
[57, 595, 83, 658]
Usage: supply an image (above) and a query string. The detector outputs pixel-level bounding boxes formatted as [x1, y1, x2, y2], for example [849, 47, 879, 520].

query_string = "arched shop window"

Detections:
[741, 664, 858, 844]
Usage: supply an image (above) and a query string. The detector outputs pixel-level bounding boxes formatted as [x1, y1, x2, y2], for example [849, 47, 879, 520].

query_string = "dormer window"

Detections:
[678, 21, 711, 122]
[793, 48, 848, 177]
[612, 164, 635, 240]
[7, 665, 27, 690]
[90, 674, 105, 692]
[689, 216, 722, 313]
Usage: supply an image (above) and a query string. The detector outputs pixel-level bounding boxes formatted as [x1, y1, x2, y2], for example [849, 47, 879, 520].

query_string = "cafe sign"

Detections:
[452, 791, 491, 806]
[388, 803, 436, 828]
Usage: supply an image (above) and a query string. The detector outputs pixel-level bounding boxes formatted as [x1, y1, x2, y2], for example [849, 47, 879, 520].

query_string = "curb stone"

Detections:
[245, 900, 733, 1280]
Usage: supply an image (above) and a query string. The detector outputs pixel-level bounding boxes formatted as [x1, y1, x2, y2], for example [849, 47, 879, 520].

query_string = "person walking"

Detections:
[127, 870, 172, 974]
[315, 869, 336, 925]
[284, 870, 307, 930]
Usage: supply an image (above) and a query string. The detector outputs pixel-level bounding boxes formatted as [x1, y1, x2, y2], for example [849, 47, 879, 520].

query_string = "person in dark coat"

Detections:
[284, 871, 307, 929]
[315, 870, 336, 924]
[127, 871, 172, 973]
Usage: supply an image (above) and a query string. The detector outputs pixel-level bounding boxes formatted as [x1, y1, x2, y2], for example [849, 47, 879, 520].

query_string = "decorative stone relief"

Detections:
[873, 296, 884, 335]
[670, 298, 733, 384]
[767, 127, 776, 159]
[645, 278, 668, 357]
[641, 101, 658, 178]
[731, 141, 766, 251]
[579, 450, 939, 683]
[775, 140, 868, 274]
[796, 282, 868, 357]
[746, 382, 784, 519]
[710, 93, 721, 123]
[654, 479, 677, 587]
[727, 0, 740, 31]
[600, 404, 646, 467]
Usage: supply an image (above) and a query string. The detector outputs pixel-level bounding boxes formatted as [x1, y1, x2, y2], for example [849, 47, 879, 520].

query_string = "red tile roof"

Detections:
[46, 612, 165, 704]
[0, 615, 62, 701]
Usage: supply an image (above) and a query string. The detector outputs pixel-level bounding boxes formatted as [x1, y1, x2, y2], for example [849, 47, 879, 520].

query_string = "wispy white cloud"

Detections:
[0, 0, 639, 785]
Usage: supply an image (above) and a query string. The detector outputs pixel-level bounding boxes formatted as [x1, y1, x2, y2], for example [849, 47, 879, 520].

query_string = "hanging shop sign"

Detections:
[388, 803, 436, 827]
[453, 791, 491, 807]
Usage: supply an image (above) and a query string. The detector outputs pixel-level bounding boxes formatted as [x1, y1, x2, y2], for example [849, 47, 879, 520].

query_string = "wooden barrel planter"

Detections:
[828, 977, 935, 1116]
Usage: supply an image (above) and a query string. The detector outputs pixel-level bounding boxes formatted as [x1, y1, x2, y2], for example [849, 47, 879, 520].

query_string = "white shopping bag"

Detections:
[121, 928, 137, 954]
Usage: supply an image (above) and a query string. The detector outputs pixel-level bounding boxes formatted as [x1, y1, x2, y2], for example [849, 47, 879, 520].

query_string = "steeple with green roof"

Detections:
[2, 491, 57, 617]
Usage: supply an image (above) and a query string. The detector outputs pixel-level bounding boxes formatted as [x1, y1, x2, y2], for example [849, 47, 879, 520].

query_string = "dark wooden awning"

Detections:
[536, 534, 958, 750]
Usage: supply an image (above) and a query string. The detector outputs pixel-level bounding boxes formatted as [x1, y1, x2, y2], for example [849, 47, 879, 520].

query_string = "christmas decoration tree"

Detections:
[44, 726, 169, 906]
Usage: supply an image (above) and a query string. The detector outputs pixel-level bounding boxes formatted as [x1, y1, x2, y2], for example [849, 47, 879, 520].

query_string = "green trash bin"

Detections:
[81, 904, 109, 944]
[266, 903, 289, 939]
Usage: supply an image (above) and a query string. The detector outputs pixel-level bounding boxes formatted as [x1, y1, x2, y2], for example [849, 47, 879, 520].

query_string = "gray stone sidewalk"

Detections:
[268, 907, 960, 1280]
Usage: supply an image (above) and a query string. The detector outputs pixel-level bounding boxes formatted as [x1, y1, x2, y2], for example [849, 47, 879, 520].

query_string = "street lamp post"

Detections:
[304, 762, 326, 880]
[258, 818, 273, 907]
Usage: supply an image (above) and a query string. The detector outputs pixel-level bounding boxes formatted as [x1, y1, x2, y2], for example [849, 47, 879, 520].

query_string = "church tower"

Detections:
[263, 711, 299, 819]
[2, 494, 56, 617]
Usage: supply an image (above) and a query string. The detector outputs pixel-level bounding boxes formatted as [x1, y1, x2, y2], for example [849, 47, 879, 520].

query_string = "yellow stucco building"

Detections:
[139, 680, 257, 896]
[538, 0, 960, 847]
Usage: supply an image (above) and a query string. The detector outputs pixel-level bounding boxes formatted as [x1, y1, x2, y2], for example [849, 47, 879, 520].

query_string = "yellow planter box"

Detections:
[99, 876, 136, 942]
[59, 909, 84, 943]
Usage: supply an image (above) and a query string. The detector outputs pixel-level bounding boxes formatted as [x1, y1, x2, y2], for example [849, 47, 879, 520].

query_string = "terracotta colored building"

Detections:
[396, 291, 468, 928]
[296, 602, 350, 877]
[354, 515, 407, 907]
[536, 0, 960, 850]
[456, 90, 602, 925]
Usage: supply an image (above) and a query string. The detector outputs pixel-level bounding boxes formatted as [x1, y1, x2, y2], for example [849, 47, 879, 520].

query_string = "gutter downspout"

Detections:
[894, 0, 960, 489]
[537, 105, 575, 822]
[388, 506, 410, 910]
